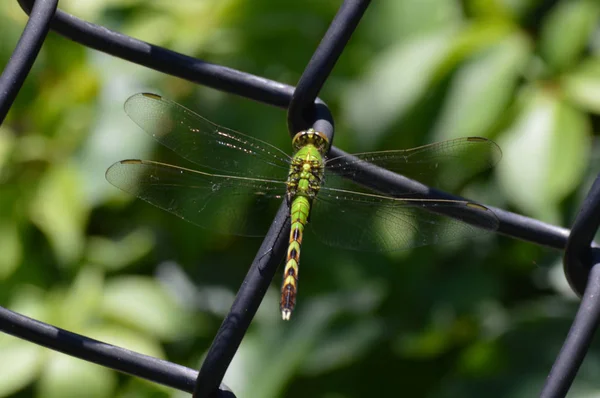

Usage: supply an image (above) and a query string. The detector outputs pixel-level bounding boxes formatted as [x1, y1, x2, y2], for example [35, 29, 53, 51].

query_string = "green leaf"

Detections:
[60, 266, 104, 331]
[37, 352, 117, 398]
[467, 0, 544, 19]
[563, 57, 600, 114]
[433, 32, 530, 141]
[369, 0, 462, 43]
[86, 229, 154, 271]
[0, 338, 44, 397]
[0, 126, 15, 176]
[0, 220, 22, 279]
[236, 286, 383, 398]
[540, 0, 600, 73]
[498, 0, 547, 18]
[9, 285, 51, 323]
[240, 302, 333, 398]
[300, 319, 382, 375]
[29, 163, 89, 266]
[497, 87, 590, 222]
[101, 276, 192, 340]
[438, 19, 517, 78]
[458, 340, 504, 376]
[342, 28, 456, 143]
[395, 326, 456, 358]
[114, 377, 173, 398]
[76, 77, 154, 206]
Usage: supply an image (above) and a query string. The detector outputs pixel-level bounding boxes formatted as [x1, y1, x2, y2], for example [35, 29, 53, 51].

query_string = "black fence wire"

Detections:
[0, 0, 598, 397]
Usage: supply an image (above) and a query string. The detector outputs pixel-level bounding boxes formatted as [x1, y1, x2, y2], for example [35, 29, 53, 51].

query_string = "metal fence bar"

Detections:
[0, 0, 56, 123]
[0, 306, 200, 393]
[540, 257, 600, 398]
[540, 172, 600, 397]
[16, 0, 297, 110]
[563, 175, 600, 295]
[194, 2, 370, 395]
[287, 0, 371, 136]
[193, 203, 290, 398]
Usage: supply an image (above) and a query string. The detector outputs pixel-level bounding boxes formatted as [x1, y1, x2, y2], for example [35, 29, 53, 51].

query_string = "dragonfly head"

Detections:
[292, 129, 329, 156]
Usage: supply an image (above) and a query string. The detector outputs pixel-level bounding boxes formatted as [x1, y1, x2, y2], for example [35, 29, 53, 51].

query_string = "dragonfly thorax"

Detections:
[286, 132, 327, 203]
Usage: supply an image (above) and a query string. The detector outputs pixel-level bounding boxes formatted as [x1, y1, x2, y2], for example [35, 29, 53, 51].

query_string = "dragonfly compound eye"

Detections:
[292, 129, 329, 155]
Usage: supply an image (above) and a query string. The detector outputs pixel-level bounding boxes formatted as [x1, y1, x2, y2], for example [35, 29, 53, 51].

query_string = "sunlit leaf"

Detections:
[343, 28, 457, 143]
[60, 0, 117, 21]
[497, 87, 590, 222]
[433, 33, 530, 141]
[60, 266, 104, 331]
[29, 164, 89, 266]
[9, 285, 51, 323]
[86, 229, 154, 271]
[368, 0, 462, 44]
[32, 64, 98, 137]
[123, 0, 240, 55]
[563, 57, 600, 114]
[101, 276, 192, 340]
[0, 220, 22, 279]
[0, 338, 44, 397]
[439, 19, 516, 76]
[37, 352, 117, 398]
[0, 126, 15, 176]
[76, 76, 154, 206]
[540, 0, 600, 72]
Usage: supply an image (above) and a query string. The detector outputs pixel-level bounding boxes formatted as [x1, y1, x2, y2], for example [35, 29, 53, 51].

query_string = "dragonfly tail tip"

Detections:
[281, 309, 292, 321]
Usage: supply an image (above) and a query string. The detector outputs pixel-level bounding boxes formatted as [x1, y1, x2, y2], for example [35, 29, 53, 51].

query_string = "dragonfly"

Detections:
[106, 93, 501, 320]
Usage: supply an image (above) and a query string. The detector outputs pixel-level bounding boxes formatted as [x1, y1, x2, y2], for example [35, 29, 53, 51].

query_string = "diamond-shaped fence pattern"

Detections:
[1, 1, 599, 397]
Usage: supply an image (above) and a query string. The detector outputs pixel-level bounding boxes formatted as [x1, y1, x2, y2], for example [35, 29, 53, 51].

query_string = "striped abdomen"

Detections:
[280, 195, 310, 320]
[281, 129, 328, 320]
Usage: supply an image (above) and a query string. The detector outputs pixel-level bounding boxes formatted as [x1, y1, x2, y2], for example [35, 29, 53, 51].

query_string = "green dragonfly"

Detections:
[106, 93, 501, 320]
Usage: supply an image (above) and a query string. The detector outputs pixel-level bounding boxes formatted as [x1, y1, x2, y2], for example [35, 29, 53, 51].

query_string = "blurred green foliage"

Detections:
[0, 0, 599, 397]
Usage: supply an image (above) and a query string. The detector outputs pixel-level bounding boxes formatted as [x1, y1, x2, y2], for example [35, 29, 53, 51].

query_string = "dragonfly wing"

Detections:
[324, 137, 501, 193]
[311, 187, 499, 252]
[106, 159, 288, 237]
[124, 93, 291, 179]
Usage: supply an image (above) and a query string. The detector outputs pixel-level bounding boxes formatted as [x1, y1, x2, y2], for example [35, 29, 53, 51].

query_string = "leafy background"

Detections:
[0, 0, 599, 397]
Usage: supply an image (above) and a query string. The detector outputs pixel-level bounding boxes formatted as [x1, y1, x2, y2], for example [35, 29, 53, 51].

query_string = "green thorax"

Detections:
[286, 129, 329, 203]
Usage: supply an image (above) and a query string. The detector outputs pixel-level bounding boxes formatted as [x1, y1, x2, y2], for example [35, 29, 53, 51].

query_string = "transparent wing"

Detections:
[311, 187, 499, 252]
[324, 137, 501, 193]
[106, 159, 288, 237]
[124, 93, 291, 179]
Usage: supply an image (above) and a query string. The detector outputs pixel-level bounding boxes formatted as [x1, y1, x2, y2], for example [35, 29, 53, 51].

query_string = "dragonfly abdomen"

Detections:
[280, 195, 310, 320]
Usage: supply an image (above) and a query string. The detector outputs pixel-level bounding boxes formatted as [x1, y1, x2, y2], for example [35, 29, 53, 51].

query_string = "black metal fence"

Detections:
[0, 1, 597, 397]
